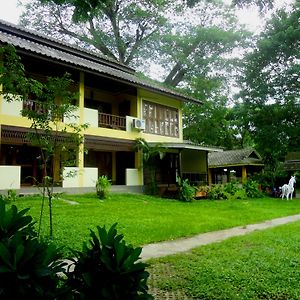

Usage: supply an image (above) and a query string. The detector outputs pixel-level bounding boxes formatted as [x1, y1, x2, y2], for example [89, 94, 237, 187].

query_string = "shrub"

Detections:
[177, 177, 196, 202]
[0, 200, 65, 299]
[243, 180, 263, 198]
[223, 181, 240, 195]
[207, 184, 230, 200]
[0, 189, 18, 204]
[65, 223, 153, 300]
[96, 175, 111, 199]
[232, 188, 247, 200]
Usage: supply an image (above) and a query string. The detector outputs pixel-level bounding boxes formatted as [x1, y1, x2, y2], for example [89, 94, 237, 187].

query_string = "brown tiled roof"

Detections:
[208, 149, 264, 168]
[0, 19, 201, 104]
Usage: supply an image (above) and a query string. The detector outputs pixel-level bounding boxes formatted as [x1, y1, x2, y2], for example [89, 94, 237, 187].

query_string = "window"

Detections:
[143, 101, 179, 137]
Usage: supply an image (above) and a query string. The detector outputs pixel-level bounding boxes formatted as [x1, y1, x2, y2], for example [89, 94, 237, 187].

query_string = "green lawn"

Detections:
[148, 221, 300, 299]
[13, 193, 300, 255]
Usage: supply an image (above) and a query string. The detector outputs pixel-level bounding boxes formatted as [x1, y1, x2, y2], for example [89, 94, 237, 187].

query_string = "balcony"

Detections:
[98, 112, 126, 131]
[64, 108, 129, 131]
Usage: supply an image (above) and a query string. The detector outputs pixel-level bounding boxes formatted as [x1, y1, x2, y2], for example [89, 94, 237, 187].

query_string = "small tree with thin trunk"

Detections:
[0, 45, 87, 237]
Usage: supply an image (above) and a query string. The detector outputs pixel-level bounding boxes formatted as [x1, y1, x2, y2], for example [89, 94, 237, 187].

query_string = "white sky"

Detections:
[0, 0, 294, 33]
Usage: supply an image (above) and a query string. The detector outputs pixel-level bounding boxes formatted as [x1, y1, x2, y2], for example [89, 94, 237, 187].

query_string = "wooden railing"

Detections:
[98, 112, 126, 130]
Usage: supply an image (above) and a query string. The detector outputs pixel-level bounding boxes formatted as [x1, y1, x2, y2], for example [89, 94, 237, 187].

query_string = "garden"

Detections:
[1, 186, 300, 299]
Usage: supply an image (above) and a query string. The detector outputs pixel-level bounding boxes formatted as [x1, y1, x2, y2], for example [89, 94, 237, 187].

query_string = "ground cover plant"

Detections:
[148, 221, 300, 299]
[13, 193, 300, 255]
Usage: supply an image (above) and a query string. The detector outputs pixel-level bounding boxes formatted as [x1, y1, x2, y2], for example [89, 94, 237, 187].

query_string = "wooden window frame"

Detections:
[142, 100, 179, 137]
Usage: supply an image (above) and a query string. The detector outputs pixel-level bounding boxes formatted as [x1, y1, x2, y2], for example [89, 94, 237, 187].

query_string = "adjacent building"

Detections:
[208, 148, 264, 184]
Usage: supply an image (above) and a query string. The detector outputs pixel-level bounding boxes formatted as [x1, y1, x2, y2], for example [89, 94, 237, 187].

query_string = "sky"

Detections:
[0, 0, 294, 33]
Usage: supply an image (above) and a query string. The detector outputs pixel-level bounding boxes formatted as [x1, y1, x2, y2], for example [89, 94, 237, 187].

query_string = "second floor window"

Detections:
[143, 100, 179, 137]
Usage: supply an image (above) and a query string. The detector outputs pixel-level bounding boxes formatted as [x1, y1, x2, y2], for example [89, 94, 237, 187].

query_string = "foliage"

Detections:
[223, 181, 240, 196]
[0, 200, 65, 299]
[20, 0, 249, 90]
[177, 177, 196, 202]
[65, 223, 153, 300]
[231, 188, 247, 200]
[238, 1, 300, 167]
[243, 179, 263, 198]
[231, 0, 274, 11]
[183, 96, 237, 148]
[207, 184, 230, 200]
[0, 200, 35, 240]
[0, 190, 18, 204]
[252, 167, 287, 192]
[21, 0, 171, 66]
[206, 182, 249, 200]
[96, 175, 111, 199]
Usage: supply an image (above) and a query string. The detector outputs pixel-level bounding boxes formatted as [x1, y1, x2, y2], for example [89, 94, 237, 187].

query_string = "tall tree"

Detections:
[20, 0, 249, 88]
[20, 0, 172, 65]
[238, 0, 300, 165]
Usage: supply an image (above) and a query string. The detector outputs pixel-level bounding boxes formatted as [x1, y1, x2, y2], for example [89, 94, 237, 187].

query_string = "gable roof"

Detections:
[0, 19, 201, 104]
[208, 149, 264, 168]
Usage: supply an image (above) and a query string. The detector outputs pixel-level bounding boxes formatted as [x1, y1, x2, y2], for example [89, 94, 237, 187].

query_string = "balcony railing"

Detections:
[98, 112, 126, 131]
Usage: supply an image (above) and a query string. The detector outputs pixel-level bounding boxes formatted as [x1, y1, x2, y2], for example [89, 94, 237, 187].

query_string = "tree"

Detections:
[0, 45, 86, 237]
[183, 97, 235, 149]
[154, 1, 250, 88]
[20, 0, 249, 89]
[186, 0, 274, 11]
[20, 0, 171, 65]
[238, 0, 300, 167]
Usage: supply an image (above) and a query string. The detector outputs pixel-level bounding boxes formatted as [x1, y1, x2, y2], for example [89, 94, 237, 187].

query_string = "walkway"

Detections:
[141, 213, 300, 261]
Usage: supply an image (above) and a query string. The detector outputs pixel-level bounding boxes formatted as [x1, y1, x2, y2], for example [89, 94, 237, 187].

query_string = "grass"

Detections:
[148, 221, 300, 299]
[12, 192, 300, 255]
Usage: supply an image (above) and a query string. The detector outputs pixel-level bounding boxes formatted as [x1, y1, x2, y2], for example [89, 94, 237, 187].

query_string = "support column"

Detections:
[208, 169, 212, 185]
[112, 152, 116, 184]
[78, 72, 85, 187]
[242, 166, 247, 183]
[135, 151, 143, 185]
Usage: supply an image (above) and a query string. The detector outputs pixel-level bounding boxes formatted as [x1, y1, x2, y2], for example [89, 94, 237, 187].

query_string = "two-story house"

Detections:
[0, 20, 217, 194]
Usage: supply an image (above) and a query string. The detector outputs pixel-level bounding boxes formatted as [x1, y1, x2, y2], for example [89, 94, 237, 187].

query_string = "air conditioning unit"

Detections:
[132, 118, 145, 130]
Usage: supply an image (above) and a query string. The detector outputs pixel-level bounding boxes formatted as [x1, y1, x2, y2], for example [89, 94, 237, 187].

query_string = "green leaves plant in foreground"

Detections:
[0, 200, 65, 299]
[65, 222, 153, 299]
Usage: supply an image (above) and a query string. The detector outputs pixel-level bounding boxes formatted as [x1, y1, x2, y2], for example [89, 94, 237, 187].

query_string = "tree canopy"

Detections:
[20, 0, 249, 89]
[237, 0, 299, 166]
